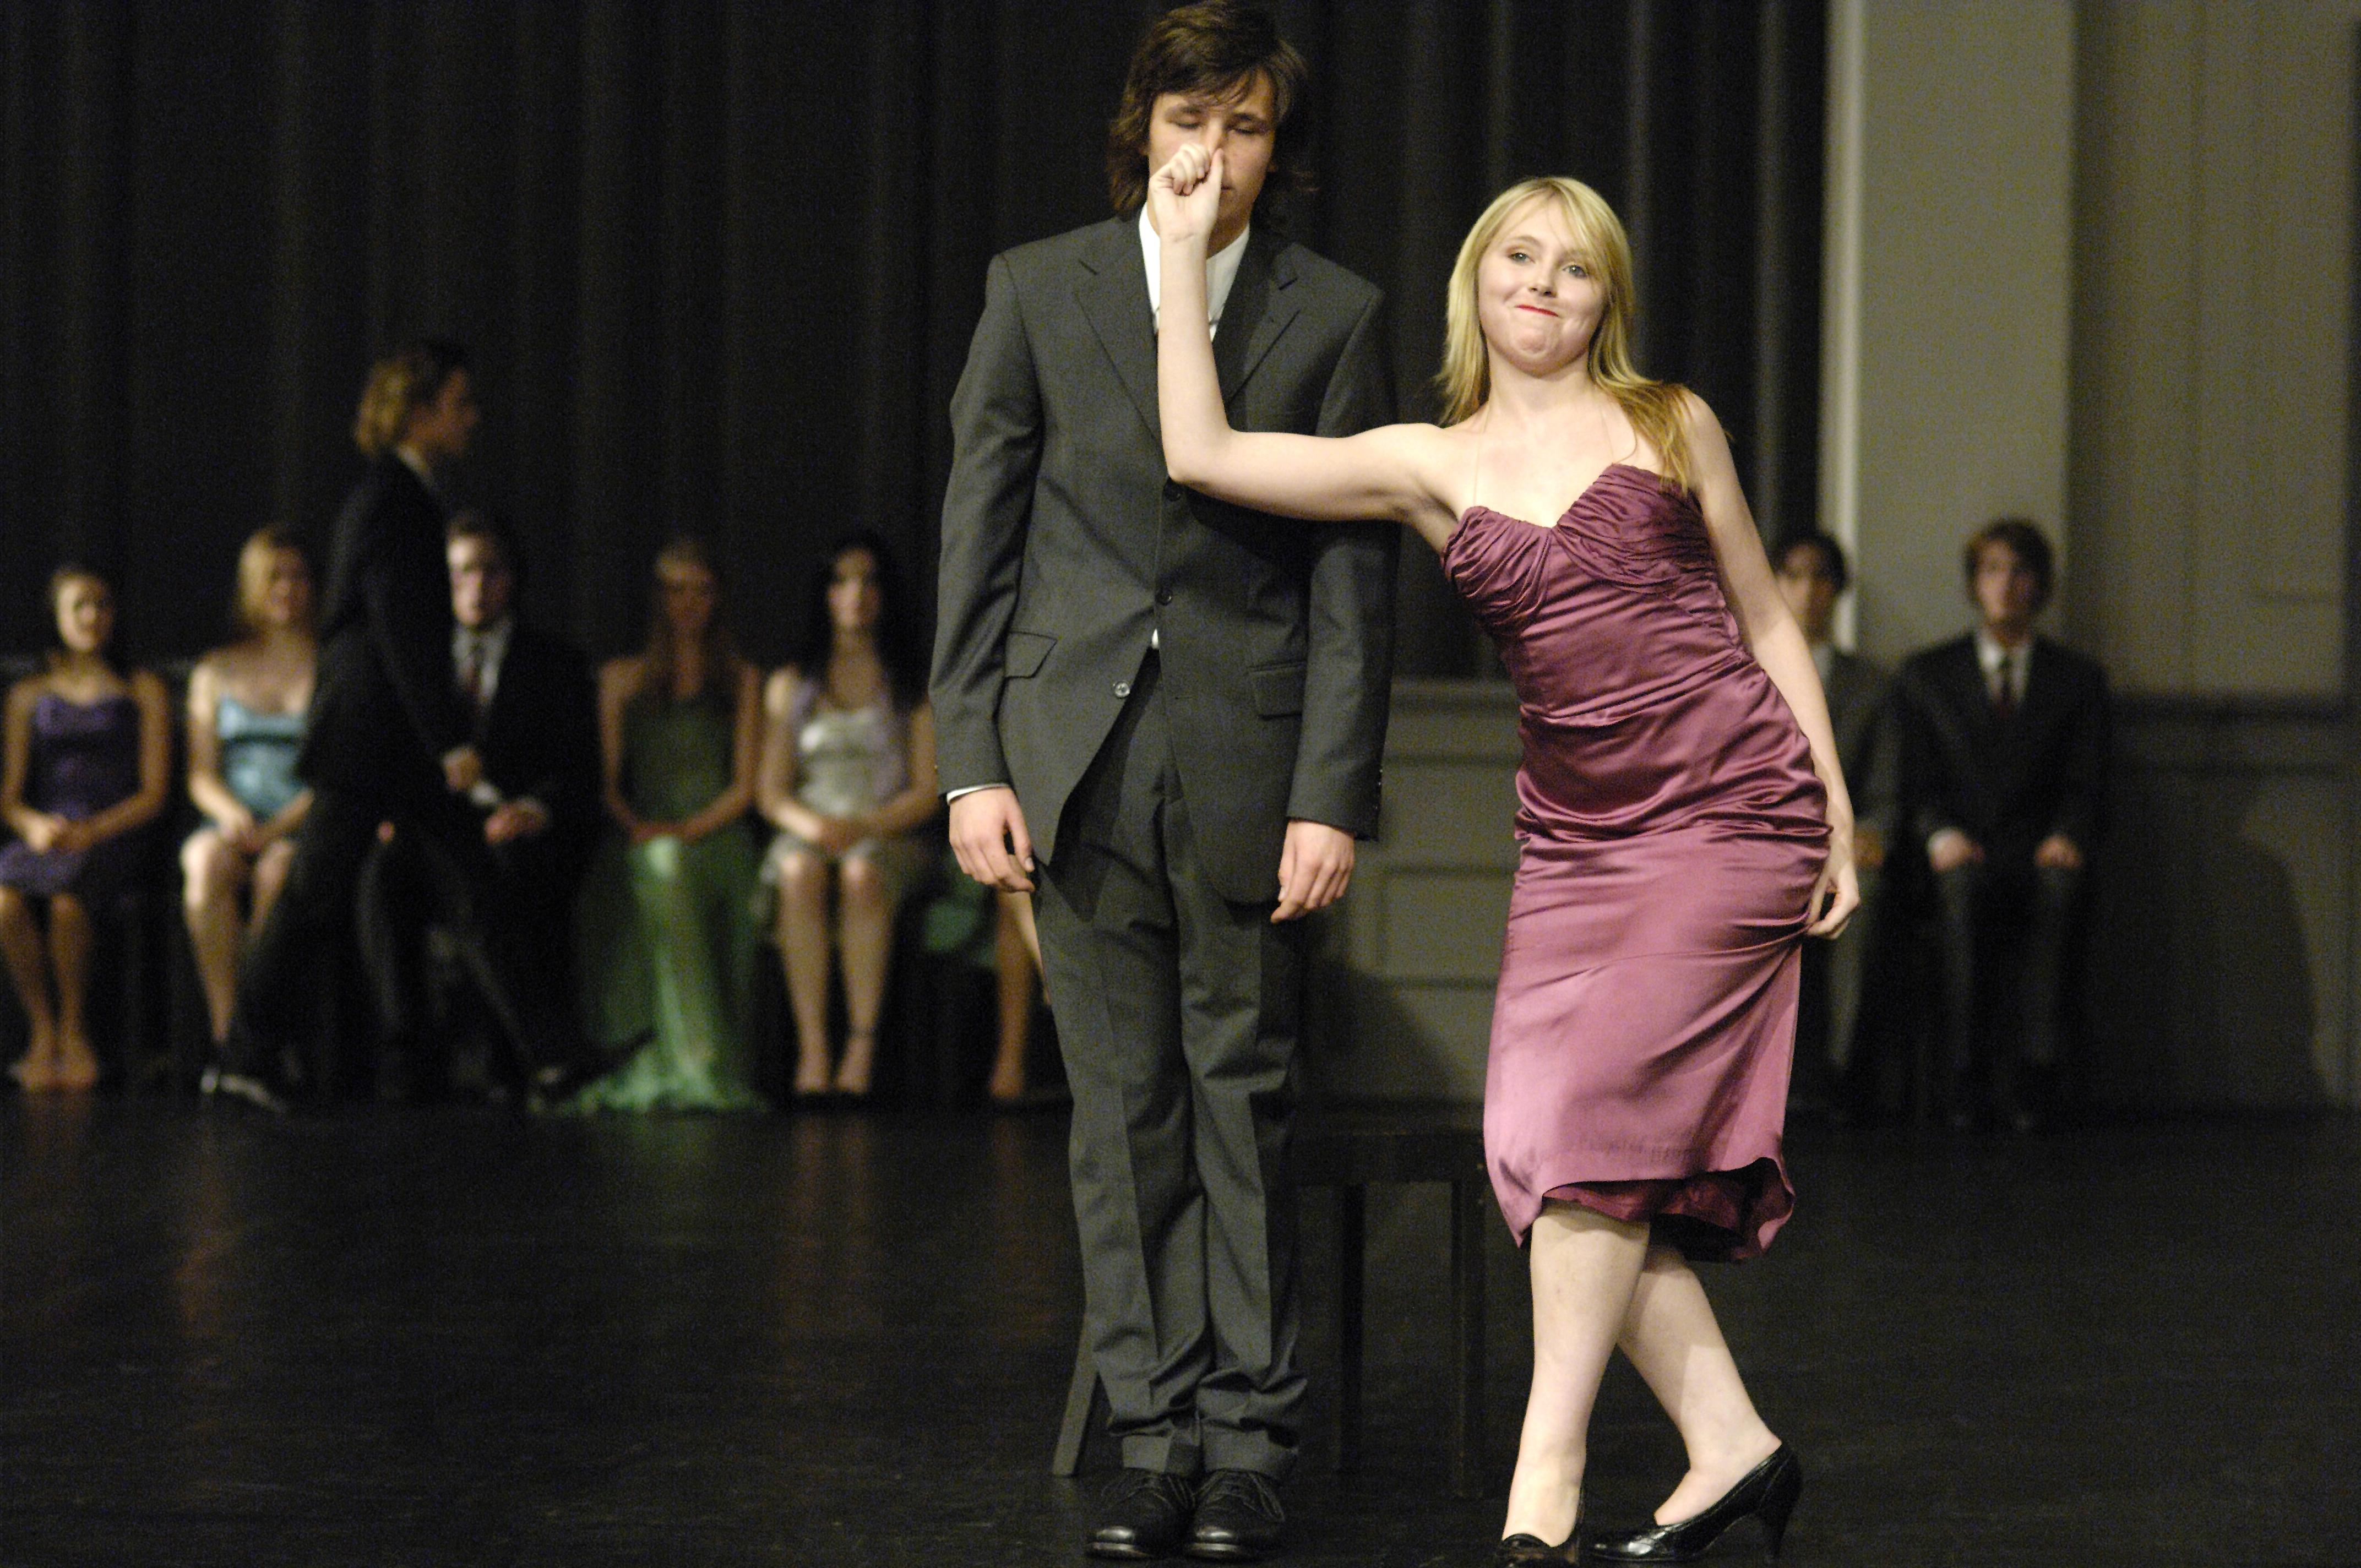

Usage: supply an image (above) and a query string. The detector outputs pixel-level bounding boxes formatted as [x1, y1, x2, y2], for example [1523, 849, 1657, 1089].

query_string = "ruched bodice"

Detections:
[1441, 462, 1827, 1262]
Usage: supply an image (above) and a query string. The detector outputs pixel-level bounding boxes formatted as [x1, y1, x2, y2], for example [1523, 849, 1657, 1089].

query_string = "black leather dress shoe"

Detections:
[1187, 1469, 1283, 1561]
[1089, 1468, 1196, 1560]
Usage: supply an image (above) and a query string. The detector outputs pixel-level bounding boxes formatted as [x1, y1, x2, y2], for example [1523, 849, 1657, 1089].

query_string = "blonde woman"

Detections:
[1151, 148, 1857, 1562]
[182, 529, 316, 1049]
[1, 567, 172, 1091]
[570, 537, 768, 1113]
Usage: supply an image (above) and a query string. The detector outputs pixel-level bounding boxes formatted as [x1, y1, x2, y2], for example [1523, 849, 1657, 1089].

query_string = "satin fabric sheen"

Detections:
[1442, 464, 1826, 1260]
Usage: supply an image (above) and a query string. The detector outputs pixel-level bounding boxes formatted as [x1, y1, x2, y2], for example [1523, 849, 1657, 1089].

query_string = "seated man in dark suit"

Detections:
[1896, 518, 2109, 1130]
[360, 511, 599, 1098]
[1774, 531, 1898, 1115]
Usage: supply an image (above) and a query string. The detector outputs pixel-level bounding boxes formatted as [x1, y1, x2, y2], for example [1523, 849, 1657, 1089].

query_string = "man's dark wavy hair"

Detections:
[1105, 1, 1312, 217]
[1963, 518, 2055, 613]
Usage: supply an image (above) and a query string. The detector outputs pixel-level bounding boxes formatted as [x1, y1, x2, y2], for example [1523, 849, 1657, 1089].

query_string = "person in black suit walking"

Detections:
[1895, 518, 2109, 1130]
[213, 342, 583, 1111]
[931, 5, 1395, 1558]
[358, 510, 599, 1098]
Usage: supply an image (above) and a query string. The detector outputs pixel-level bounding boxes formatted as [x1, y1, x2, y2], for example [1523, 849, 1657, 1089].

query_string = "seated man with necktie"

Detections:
[1895, 519, 2109, 1131]
[361, 511, 599, 1098]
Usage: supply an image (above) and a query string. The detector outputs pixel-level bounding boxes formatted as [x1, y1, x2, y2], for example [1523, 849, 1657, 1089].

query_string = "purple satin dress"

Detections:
[1442, 465, 1827, 1261]
[0, 692, 147, 902]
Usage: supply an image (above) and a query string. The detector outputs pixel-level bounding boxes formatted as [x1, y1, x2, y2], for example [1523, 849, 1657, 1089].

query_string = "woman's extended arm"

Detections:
[1686, 395, 1858, 938]
[1150, 146, 1459, 549]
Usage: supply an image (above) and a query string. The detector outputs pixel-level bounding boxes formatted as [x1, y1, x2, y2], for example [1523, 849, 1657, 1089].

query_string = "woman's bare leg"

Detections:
[1616, 1243, 1782, 1523]
[773, 851, 833, 1095]
[251, 839, 298, 932]
[182, 829, 251, 1045]
[1502, 1201, 1653, 1544]
[988, 892, 1037, 1102]
[833, 854, 891, 1095]
[48, 894, 98, 1088]
[1, 886, 58, 1086]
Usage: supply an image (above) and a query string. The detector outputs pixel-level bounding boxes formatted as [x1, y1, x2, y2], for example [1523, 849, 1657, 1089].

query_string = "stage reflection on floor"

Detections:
[4, 1096, 2356, 1566]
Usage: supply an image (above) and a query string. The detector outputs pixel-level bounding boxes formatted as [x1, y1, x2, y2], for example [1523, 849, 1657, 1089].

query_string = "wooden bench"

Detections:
[1052, 1102, 1493, 1497]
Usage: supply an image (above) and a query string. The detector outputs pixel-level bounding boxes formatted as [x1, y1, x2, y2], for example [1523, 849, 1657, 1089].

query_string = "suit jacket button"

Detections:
[1114, 682, 1131, 699]
[1156, 589, 1173, 605]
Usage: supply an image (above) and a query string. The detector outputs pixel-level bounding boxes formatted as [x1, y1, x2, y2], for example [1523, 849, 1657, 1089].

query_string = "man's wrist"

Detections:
[945, 782, 1010, 803]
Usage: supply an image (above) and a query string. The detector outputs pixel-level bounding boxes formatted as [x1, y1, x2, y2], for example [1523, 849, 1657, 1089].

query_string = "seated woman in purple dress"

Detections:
[182, 529, 317, 1052]
[1, 566, 172, 1091]
[1150, 149, 1859, 1562]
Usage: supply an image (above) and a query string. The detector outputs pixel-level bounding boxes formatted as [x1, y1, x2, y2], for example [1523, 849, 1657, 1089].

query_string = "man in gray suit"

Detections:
[932, 5, 1394, 1559]
[1774, 532, 1897, 1115]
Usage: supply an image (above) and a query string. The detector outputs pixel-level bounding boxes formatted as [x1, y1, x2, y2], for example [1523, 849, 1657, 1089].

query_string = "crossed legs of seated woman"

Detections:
[0, 889, 97, 1090]
[1501, 1205, 1786, 1559]
[774, 847, 901, 1097]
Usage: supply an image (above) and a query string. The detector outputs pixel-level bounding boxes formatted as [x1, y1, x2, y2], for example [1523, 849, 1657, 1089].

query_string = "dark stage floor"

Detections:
[4, 1096, 2358, 1567]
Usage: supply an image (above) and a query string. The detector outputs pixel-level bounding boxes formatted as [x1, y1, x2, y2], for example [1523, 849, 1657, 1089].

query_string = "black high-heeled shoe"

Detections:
[1582, 1446, 1800, 1562]
[1490, 1528, 1579, 1565]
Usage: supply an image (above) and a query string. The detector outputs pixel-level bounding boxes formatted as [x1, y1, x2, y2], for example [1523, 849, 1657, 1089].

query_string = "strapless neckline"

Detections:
[1457, 461, 1675, 533]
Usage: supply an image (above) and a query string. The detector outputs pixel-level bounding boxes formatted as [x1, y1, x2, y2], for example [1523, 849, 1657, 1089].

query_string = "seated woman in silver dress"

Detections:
[757, 531, 939, 1100]
[182, 529, 317, 1052]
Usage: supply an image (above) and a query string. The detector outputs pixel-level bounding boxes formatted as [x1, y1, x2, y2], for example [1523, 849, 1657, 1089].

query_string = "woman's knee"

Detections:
[182, 830, 244, 906]
[776, 851, 829, 901]
[839, 854, 888, 911]
[0, 884, 31, 928]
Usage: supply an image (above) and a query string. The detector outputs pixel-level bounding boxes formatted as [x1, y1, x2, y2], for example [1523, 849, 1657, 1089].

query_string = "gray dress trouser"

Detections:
[1031, 653, 1307, 1480]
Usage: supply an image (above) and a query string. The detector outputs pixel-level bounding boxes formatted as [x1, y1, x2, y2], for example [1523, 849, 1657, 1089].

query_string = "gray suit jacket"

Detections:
[932, 217, 1397, 902]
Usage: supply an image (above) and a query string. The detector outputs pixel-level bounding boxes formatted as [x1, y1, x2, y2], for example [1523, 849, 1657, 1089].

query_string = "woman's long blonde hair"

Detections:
[1434, 177, 1694, 493]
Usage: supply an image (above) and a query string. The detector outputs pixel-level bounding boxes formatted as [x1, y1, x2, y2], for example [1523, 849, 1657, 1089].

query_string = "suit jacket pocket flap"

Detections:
[1002, 631, 1056, 679]
[1250, 660, 1307, 717]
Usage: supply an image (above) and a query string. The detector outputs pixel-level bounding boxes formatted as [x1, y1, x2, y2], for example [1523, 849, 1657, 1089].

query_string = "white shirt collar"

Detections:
[1140, 206, 1250, 334]
[1974, 627, 2032, 692]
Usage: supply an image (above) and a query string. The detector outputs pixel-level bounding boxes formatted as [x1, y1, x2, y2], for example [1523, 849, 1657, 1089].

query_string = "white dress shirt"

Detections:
[1974, 627, 2033, 710]
[1140, 205, 1249, 334]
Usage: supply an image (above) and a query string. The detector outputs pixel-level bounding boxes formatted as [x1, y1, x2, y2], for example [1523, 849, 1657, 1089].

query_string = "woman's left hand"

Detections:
[1805, 832, 1860, 939]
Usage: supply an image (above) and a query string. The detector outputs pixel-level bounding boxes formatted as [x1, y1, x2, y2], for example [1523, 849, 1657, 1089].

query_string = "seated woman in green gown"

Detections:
[570, 536, 768, 1112]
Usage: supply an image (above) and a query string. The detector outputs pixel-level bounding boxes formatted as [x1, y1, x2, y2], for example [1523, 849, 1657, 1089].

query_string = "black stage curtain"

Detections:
[1, 0, 1822, 677]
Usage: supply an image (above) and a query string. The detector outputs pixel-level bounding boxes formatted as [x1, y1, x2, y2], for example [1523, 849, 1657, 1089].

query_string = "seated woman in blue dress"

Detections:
[757, 531, 940, 1101]
[1, 566, 173, 1091]
[182, 529, 317, 1052]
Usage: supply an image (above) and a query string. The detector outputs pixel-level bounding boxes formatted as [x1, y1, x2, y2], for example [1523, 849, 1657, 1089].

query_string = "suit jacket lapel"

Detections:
[1212, 231, 1299, 404]
[1075, 220, 1161, 441]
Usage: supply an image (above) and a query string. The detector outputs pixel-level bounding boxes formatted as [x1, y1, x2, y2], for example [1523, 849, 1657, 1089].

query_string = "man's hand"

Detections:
[484, 799, 551, 846]
[1927, 827, 1982, 874]
[2033, 832, 2083, 872]
[1273, 820, 1354, 923]
[442, 745, 485, 794]
[949, 787, 1035, 894]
